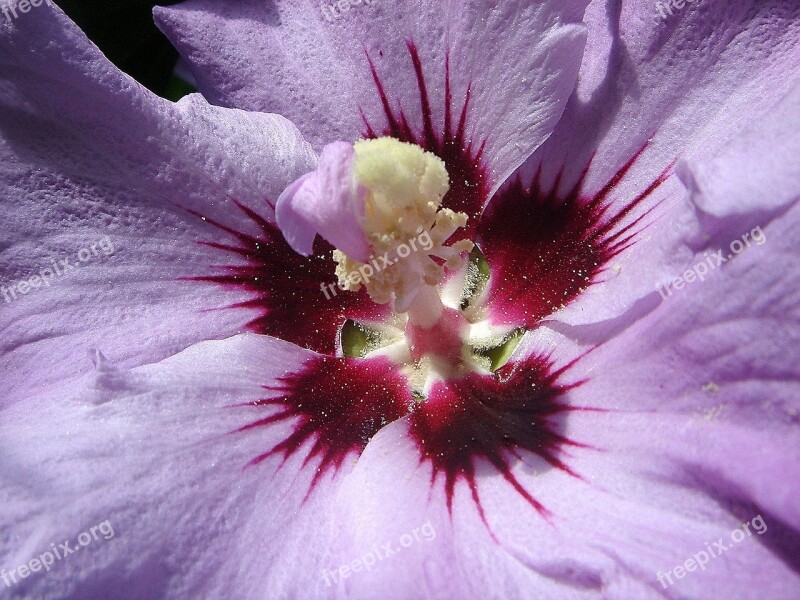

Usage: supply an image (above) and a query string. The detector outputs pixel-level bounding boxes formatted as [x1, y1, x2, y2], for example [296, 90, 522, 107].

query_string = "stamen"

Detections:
[333, 137, 473, 324]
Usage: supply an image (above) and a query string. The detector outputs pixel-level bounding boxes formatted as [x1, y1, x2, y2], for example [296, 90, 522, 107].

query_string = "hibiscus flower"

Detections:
[1, 2, 799, 600]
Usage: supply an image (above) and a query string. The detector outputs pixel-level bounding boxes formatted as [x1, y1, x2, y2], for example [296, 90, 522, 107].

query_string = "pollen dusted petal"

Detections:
[362, 43, 491, 239]
[191, 201, 388, 355]
[477, 152, 668, 328]
[408, 352, 589, 520]
[236, 354, 414, 495]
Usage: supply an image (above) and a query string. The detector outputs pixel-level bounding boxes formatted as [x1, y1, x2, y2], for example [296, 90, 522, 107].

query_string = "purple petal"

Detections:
[677, 82, 800, 223]
[276, 141, 371, 261]
[514, 0, 800, 330]
[275, 173, 319, 256]
[0, 4, 315, 406]
[0, 335, 357, 599]
[155, 0, 590, 194]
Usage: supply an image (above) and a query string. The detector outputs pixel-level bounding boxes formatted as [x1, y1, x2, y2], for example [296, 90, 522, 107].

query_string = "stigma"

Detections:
[273, 137, 528, 388]
[277, 137, 472, 328]
[336, 137, 473, 323]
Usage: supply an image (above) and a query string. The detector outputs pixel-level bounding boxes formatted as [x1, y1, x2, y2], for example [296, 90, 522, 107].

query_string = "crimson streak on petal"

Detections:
[236, 355, 413, 495]
[477, 150, 671, 328]
[362, 42, 490, 236]
[409, 353, 590, 521]
[189, 200, 389, 355]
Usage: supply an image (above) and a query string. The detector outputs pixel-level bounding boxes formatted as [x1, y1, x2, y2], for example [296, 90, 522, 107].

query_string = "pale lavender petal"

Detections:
[562, 164, 800, 529]
[275, 172, 319, 256]
[276, 141, 371, 261]
[0, 335, 351, 599]
[677, 82, 800, 223]
[519, 0, 800, 330]
[155, 0, 590, 194]
[0, 4, 315, 406]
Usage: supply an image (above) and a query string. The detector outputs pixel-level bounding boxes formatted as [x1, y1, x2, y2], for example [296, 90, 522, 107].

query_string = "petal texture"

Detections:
[0, 335, 407, 599]
[515, 0, 800, 330]
[155, 0, 590, 194]
[0, 336, 306, 599]
[0, 4, 317, 405]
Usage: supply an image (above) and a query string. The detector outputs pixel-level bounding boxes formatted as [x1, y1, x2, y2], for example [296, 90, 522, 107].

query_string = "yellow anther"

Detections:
[334, 137, 473, 315]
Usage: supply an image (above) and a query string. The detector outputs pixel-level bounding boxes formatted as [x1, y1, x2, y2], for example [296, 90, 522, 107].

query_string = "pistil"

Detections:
[277, 136, 477, 371]
[335, 137, 472, 317]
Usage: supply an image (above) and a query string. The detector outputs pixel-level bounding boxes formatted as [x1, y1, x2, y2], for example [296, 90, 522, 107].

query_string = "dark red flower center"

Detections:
[187, 42, 670, 517]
